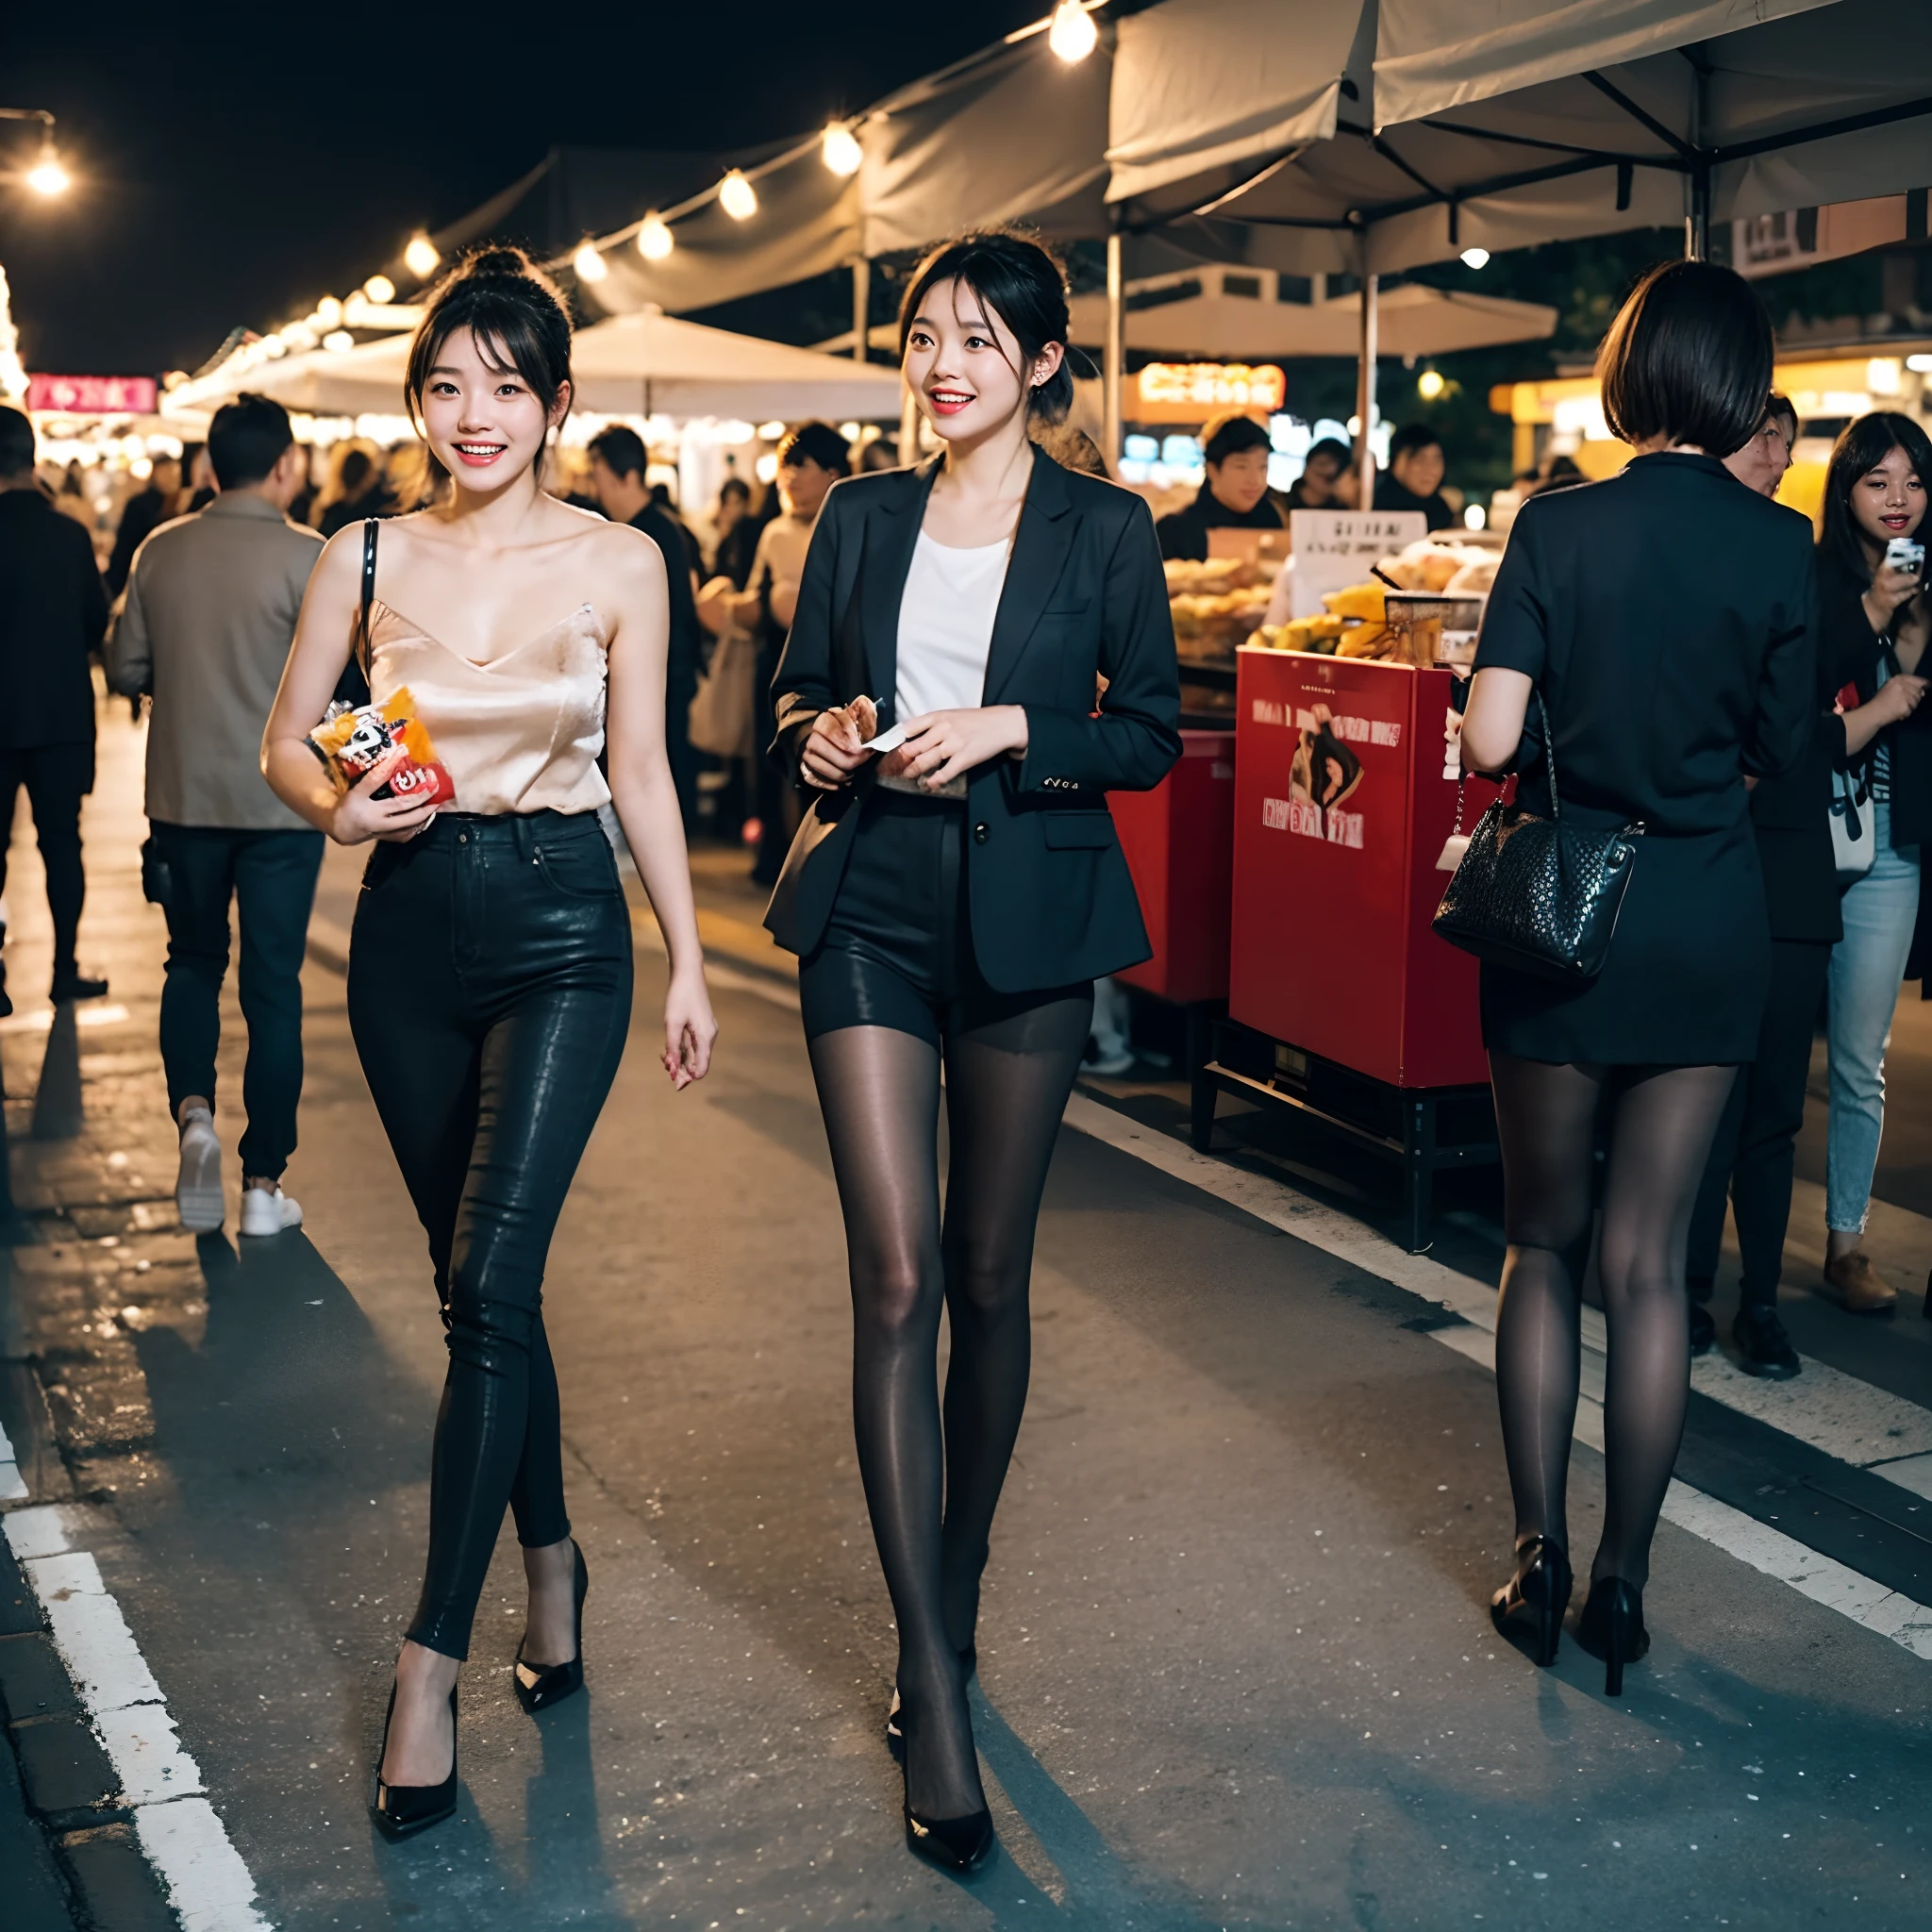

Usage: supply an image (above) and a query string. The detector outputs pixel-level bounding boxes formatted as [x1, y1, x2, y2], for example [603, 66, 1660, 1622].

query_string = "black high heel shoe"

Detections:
[887, 1644, 975, 1763]
[1489, 1535, 1574, 1667]
[513, 1541, 589, 1714]
[370, 1683, 458, 1840]
[898, 1707, 994, 1874]
[1574, 1576, 1649, 1697]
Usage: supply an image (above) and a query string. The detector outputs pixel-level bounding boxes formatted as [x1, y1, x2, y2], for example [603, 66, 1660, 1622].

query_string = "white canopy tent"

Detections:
[164, 308, 904, 423]
[1104, 0, 1932, 488]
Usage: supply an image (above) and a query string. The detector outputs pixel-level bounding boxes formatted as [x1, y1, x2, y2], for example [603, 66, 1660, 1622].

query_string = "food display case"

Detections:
[1195, 644, 1507, 1250]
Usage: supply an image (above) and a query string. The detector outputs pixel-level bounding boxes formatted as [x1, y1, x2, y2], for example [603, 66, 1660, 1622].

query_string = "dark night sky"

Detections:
[2, 2, 1044, 376]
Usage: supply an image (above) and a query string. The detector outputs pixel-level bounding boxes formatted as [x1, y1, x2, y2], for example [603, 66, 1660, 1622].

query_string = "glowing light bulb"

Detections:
[261, 333, 288, 358]
[719, 170, 758, 221]
[637, 214, 675, 262]
[323, 330, 355, 354]
[404, 234, 441, 279]
[821, 124, 863, 177]
[1416, 368, 1445, 401]
[363, 274, 396, 304]
[316, 296, 343, 329]
[1047, 0, 1098, 62]
[1459, 247, 1491, 270]
[26, 144, 70, 196]
[574, 243, 608, 283]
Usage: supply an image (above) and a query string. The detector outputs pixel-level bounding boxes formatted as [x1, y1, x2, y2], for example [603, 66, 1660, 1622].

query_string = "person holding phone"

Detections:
[1813, 412, 1932, 1316]
[764, 229, 1179, 1870]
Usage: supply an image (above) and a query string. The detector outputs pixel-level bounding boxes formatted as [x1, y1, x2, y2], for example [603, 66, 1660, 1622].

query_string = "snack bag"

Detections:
[306, 686, 456, 808]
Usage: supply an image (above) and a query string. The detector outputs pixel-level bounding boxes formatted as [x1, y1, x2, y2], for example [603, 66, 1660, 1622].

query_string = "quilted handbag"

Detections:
[1433, 724, 1641, 983]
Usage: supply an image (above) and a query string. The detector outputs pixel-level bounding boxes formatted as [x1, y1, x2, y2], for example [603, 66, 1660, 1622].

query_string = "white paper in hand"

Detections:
[859, 722, 908, 756]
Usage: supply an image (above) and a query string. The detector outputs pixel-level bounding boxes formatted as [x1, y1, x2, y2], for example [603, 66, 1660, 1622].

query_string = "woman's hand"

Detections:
[1875, 673, 1928, 725]
[800, 705, 870, 791]
[327, 752, 440, 846]
[1863, 563, 1924, 634]
[886, 706, 1029, 791]
[663, 967, 717, 1091]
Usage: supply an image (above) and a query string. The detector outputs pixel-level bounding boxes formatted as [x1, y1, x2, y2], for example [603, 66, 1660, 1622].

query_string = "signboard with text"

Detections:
[1286, 509, 1425, 618]
[25, 374, 158, 417]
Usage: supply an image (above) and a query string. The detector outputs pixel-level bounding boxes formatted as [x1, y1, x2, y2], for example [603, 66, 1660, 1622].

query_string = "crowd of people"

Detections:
[0, 225, 1930, 1871]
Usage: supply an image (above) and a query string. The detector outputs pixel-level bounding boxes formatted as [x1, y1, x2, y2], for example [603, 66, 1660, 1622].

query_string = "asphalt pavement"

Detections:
[1, 707, 1928, 1930]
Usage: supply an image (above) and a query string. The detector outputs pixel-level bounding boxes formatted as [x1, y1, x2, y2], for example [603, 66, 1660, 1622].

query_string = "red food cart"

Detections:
[1201, 646, 1503, 1249]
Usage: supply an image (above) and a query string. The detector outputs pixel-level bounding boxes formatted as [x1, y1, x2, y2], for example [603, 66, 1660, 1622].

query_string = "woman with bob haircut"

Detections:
[765, 228, 1179, 1869]
[1812, 410, 1932, 1316]
[1458, 259, 1814, 1696]
[263, 246, 717, 1838]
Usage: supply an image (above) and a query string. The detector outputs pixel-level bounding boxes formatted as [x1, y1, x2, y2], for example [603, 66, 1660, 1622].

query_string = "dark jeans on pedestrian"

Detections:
[1687, 938, 1832, 1311]
[0, 741, 94, 988]
[154, 823, 324, 1182]
[347, 810, 632, 1660]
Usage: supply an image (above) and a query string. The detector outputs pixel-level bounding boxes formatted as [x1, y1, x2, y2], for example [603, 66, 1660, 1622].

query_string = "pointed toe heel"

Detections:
[905, 1802, 995, 1873]
[1575, 1576, 1649, 1698]
[370, 1684, 458, 1840]
[1489, 1536, 1574, 1668]
[514, 1542, 589, 1714]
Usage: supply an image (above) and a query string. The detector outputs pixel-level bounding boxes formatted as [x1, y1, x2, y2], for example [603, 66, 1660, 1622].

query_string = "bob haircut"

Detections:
[898, 228, 1074, 426]
[1820, 409, 1932, 587]
[404, 245, 574, 490]
[1596, 259, 1773, 458]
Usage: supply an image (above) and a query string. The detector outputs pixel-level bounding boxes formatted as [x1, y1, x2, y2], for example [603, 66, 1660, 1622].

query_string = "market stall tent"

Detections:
[164, 308, 904, 424]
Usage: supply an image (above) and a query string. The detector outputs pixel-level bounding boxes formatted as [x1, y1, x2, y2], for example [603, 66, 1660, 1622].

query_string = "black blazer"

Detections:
[763, 447, 1182, 991]
[0, 489, 108, 752]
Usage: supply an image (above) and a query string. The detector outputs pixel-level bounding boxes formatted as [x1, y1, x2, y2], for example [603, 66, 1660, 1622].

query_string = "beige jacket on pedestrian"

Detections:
[107, 492, 324, 831]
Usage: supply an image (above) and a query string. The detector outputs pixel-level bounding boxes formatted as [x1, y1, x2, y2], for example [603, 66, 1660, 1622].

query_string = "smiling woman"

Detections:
[259, 243, 717, 1841]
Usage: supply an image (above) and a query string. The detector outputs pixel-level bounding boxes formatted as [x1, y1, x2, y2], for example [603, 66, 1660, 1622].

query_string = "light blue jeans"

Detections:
[1826, 795, 1922, 1232]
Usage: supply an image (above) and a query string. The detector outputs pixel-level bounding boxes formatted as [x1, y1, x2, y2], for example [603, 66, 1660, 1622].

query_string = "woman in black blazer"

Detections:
[1459, 261, 1813, 1696]
[766, 231, 1179, 1871]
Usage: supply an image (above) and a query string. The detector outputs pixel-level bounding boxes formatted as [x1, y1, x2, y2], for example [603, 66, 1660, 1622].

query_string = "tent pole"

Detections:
[1355, 270, 1378, 507]
[1686, 167, 1711, 260]
[852, 257, 872, 360]
[1104, 227, 1124, 467]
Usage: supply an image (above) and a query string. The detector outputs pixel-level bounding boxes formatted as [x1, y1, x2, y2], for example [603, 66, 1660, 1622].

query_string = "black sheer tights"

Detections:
[808, 995, 1091, 1821]
[1490, 1055, 1736, 1591]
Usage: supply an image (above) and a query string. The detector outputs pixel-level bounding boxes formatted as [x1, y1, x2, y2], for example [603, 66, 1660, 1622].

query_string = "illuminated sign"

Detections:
[25, 374, 159, 416]
[1138, 361, 1286, 412]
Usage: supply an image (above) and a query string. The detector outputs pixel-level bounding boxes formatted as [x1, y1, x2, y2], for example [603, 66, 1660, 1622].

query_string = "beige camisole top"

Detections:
[367, 599, 611, 815]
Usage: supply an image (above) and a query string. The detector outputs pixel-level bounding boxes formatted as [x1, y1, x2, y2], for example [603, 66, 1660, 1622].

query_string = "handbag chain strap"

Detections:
[1450, 685, 1559, 834]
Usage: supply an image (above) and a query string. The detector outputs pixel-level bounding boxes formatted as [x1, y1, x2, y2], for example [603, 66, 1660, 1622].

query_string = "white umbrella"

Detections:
[166, 309, 903, 424]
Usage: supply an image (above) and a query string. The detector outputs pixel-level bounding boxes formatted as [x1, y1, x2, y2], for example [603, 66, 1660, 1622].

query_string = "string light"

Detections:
[323, 330, 354, 354]
[719, 169, 758, 221]
[404, 234, 440, 279]
[1459, 247, 1491, 270]
[1047, 0, 1098, 62]
[316, 296, 343, 328]
[26, 141, 70, 196]
[637, 213, 675, 262]
[821, 124, 863, 177]
[363, 274, 396, 304]
[573, 242, 608, 283]
[1416, 368, 1445, 401]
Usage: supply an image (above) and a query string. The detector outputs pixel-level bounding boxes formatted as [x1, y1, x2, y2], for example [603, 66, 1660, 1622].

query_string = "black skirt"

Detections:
[1480, 817, 1770, 1066]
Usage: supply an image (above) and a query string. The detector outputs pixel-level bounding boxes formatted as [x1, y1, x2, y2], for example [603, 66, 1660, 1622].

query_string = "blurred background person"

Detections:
[313, 442, 389, 536]
[1156, 412, 1284, 560]
[1684, 395, 1829, 1377]
[715, 475, 775, 592]
[182, 441, 217, 514]
[651, 479, 705, 578]
[383, 442, 433, 517]
[708, 475, 750, 579]
[1284, 435, 1356, 511]
[1374, 423, 1457, 529]
[0, 406, 109, 1013]
[108, 453, 183, 597]
[724, 421, 849, 884]
[590, 425, 701, 830]
[285, 445, 318, 526]
[1814, 411, 1932, 1316]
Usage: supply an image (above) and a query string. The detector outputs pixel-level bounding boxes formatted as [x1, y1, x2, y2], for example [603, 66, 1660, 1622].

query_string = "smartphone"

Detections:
[1884, 536, 1925, 575]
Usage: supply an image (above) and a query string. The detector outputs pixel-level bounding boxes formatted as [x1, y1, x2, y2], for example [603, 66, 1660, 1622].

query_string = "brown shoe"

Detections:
[1823, 1250, 1899, 1315]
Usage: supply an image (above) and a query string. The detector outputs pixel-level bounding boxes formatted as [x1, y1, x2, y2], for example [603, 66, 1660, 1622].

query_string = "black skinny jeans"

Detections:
[348, 810, 633, 1660]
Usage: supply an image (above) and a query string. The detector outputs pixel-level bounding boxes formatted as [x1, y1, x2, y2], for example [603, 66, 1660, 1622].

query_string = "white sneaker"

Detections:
[240, 1186, 303, 1238]
[175, 1111, 225, 1232]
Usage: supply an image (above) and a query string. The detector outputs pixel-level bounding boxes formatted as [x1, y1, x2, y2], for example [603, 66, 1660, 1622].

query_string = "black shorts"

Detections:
[798, 789, 1091, 1047]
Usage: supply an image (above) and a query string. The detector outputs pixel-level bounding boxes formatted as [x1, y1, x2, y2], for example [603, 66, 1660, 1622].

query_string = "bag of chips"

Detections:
[306, 686, 455, 808]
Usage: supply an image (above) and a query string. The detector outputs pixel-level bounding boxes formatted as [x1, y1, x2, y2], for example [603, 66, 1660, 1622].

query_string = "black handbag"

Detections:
[1432, 719, 1641, 983]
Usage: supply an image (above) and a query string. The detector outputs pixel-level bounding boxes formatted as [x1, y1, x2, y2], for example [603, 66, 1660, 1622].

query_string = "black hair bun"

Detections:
[460, 245, 538, 280]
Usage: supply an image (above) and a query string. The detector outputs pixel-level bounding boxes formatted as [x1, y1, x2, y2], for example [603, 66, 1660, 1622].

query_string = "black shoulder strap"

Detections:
[356, 519, 379, 674]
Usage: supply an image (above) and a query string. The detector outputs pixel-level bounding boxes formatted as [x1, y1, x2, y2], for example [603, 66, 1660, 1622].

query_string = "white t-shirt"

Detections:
[893, 529, 1008, 722]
